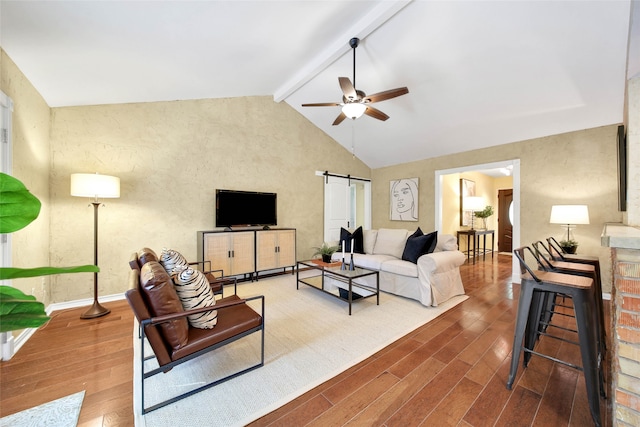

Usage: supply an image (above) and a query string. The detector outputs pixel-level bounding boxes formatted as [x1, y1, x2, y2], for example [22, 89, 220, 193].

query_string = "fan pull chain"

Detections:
[351, 120, 356, 159]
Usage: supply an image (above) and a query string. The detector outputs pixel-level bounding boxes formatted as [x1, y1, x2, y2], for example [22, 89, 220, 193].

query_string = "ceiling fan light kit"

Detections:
[302, 37, 409, 126]
[342, 102, 367, 119]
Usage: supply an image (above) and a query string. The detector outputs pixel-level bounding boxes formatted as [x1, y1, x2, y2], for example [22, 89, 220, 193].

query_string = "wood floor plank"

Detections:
[321, 338, 422, 404]
[422, 376, 484, 426]
[307, 371, 399, 427]
[463, 358, 523, 426]
[346, 355, 446, 425]
[494, 385, 542, 427]
[385, 358, 473, 427]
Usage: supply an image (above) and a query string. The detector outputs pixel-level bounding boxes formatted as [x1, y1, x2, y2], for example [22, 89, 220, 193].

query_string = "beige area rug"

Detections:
[134, 271, 468, 427]
[0, 390, 85, 427]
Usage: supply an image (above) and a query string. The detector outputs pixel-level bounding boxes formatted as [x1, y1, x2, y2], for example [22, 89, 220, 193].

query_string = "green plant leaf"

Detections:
[0, 172, 42, 233]
[0, 265, 99, 281]
[0, 286, 50, 332]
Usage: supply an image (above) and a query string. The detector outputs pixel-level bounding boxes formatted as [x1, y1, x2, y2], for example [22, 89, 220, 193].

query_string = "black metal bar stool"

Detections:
[508, 247, 603, 427]
[542, 238, 606, 351]
[532, 241, 605, 351]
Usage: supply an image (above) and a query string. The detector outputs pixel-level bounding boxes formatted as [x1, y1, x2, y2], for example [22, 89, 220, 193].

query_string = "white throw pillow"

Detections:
[435, 234, 458, 252]
[363, 229, 378, 254]
[159, 248, 189, 274]
[373, 228, 409, 258]
[173, 266, 218, 329]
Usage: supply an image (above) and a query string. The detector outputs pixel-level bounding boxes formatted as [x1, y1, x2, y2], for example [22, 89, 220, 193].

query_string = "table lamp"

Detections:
[549, 204, 590, 242]
[71, 173, 120, 319]
[464, 196, 485, 230]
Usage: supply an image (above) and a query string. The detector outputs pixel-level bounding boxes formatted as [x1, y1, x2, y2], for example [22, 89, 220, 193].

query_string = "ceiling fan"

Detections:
[302, 37, 409, 126]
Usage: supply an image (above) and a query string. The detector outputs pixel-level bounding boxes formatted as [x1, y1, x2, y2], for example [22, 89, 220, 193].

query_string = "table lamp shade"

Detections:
[549, 205, 590, 225]
[464, 196, 485, 211]
[71, 173, 120, 199]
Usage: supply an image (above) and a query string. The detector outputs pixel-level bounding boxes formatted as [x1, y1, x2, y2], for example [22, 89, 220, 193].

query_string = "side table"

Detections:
[457, 229, 495, 264]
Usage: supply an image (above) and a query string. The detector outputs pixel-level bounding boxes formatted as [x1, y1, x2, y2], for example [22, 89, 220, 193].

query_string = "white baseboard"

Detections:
[7, 293, 126, 360]
[45, 292, 125, 314]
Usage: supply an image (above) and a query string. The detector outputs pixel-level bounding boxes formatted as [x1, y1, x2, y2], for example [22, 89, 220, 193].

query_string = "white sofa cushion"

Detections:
[353, 253, 395, 270]
[363, 229, 378, 254]
[380, 259, 419, 278]
[435, 233, 458, 252]
[373, 228, 409, 258]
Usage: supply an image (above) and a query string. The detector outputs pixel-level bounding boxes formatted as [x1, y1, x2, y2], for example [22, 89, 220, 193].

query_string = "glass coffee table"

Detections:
[296, 259, 379, 315]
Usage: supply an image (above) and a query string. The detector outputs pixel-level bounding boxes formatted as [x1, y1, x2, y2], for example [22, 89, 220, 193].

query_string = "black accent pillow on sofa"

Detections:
[402, 228, 438, 264]
[340, 226, 364, 254]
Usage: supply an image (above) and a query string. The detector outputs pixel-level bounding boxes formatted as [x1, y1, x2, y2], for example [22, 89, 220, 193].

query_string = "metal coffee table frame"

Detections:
[296, 260, 379, 315]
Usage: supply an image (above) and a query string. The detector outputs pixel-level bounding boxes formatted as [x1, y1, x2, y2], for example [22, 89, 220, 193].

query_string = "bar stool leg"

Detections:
[524, 290, 546, 367]
[574, 292, 602, 427]
[507, 284, 535, 389]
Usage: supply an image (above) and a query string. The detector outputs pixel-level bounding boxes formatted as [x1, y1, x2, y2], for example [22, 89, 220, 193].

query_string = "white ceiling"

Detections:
[1, 1, 636, 169]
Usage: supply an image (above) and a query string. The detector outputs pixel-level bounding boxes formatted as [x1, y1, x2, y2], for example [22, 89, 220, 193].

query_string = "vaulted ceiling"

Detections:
[1, 1, 637, 169]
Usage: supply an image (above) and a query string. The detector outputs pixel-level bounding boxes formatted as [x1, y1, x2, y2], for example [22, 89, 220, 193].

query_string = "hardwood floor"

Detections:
[0, 254, 612, 426]
[0, 300, 134, 426]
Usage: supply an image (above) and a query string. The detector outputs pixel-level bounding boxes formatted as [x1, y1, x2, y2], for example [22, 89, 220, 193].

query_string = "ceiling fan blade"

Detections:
[332, 112, 347, 126]
[364, 106, 389, 121]
[301, 102, 341, 107]
[338, 77, 358, 101]
[363, 87, 409, 104]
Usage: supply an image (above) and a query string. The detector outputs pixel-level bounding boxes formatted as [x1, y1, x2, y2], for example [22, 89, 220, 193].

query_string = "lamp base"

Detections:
[80, 301, 111, 319]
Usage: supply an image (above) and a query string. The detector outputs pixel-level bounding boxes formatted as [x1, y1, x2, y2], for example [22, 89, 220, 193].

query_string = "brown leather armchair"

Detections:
[126, 263, 264, 413]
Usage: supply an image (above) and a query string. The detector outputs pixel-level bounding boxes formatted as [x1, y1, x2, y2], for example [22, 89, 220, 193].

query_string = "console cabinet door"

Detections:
[256, 231, 278, 271]
[256, 229, 296, 271]
[275, 229, 296, 268]
[230, 231, 255, 275]
[204, 233, 232, 276]
[203, 232, 254, 276]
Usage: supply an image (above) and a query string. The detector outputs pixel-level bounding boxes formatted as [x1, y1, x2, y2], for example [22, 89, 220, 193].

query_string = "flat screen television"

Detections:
[215, 189, 277, 228]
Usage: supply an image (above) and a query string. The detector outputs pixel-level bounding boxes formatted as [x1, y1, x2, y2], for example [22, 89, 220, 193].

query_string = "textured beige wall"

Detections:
[0, 50, 52, 305]
[48, 97, 370, 302]
[372, 125, 623, 292]
[626, 75, 640, 225]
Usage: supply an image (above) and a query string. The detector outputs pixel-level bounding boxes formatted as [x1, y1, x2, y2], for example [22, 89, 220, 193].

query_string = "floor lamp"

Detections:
[71, 173, 120, 319]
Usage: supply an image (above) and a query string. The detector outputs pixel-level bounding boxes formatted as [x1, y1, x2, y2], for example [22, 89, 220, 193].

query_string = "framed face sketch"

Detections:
[390, 178, 419, 221]
[460, 178, 476, 226]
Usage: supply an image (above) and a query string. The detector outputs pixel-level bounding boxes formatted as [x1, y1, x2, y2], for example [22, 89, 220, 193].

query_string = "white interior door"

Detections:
[323, 174, 371, 244]
[324, 175, 350, 243]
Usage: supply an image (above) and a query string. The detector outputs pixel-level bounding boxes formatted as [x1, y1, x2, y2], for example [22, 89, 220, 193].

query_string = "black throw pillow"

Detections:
[402, 228, 438, 263]
[340, 226, 364, 254]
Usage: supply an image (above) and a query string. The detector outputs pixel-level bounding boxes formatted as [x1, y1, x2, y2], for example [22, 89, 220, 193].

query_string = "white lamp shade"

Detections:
[70, 173, 120, 198]
[464, 196, 485, 211]
[342, 102, 367, 119]
[549, 205, 589, 225]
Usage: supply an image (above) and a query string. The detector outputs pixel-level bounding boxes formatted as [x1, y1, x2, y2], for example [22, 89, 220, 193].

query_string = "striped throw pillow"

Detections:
[159, 248, 189, 274]
[173, 266, 218, 329]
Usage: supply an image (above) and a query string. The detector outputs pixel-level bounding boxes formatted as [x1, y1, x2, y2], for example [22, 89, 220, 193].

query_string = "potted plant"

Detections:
[0, 173, 98, 333]
[559, 238, 579, 254]
[312, 243, 340, 263]
[474, 205, 494, 230]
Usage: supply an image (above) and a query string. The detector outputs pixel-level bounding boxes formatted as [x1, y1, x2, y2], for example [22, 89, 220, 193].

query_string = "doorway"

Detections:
[435, 159, 520, 282]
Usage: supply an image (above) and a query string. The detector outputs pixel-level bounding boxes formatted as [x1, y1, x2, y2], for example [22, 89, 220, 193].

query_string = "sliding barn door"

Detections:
[324, 176, 351, 244]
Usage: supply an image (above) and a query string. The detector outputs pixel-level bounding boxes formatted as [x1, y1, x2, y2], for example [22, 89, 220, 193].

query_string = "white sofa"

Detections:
[330, 228, 466, 307]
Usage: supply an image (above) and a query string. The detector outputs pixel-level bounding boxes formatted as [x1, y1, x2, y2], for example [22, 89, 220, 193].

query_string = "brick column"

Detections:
[612, 248, 640, 425]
